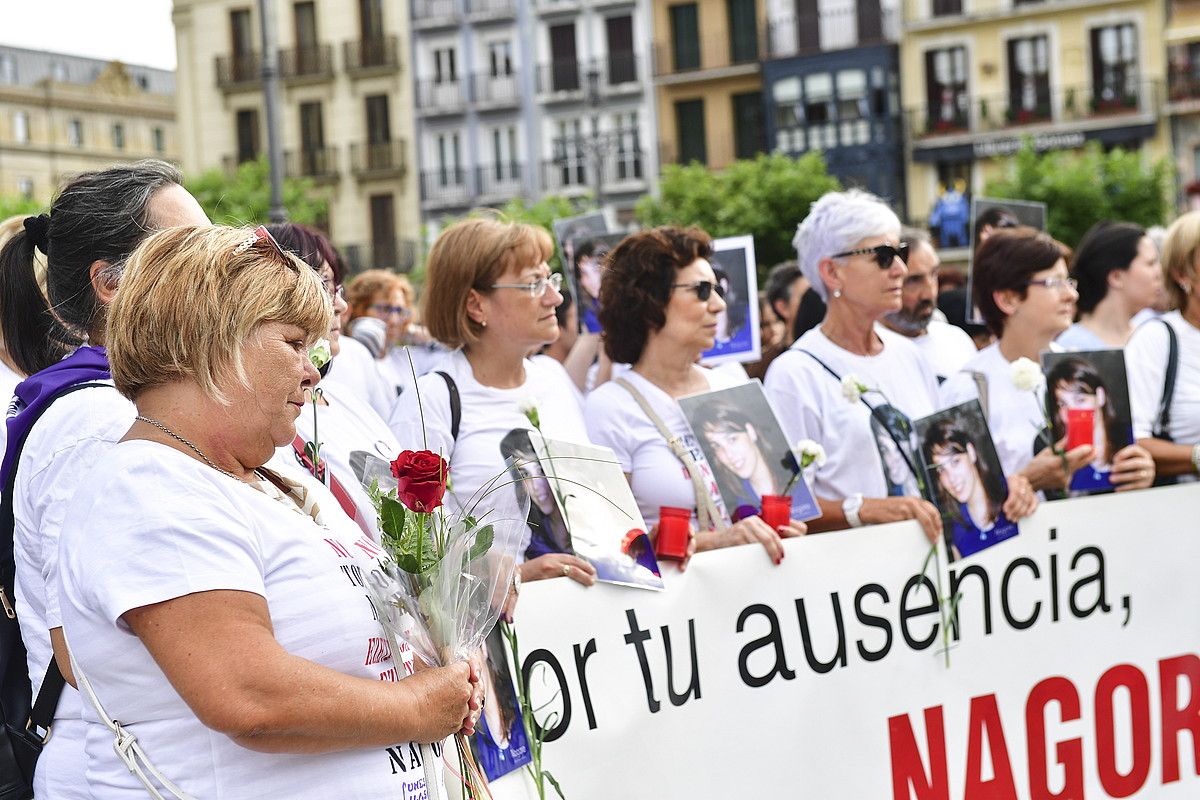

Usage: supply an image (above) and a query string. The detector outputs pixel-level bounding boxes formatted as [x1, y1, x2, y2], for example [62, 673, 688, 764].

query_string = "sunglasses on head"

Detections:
[672, 280, 726, 301]
[831, 242, 910, 269]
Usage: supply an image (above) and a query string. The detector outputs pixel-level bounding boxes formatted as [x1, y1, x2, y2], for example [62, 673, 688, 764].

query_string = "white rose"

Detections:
[308, 338, 332, 370]
[841, 374, 869, 403]
[795, 439, 827, 470]
[1010, 357, 1044, 392]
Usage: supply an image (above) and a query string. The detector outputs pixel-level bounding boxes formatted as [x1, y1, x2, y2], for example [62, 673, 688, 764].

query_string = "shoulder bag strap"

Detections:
[613, 377, 719, 532]
[2, 381, 108, 748]
[1153, 319, 1179, 441]
[435, 371, 461, 442]
[289, 436, 370, 536]
[797, 349, 925, 492]
[62, 629, 196, 800]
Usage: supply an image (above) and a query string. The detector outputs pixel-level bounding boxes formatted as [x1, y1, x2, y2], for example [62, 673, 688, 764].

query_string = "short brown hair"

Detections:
[600, 226, 714, 364]
[1161, 212, 1200, 310]
[345, 269, 405, 322]
[972, 226, 1070, 336]
[422, 217, 554, 348]
[107, 225, 331, 401]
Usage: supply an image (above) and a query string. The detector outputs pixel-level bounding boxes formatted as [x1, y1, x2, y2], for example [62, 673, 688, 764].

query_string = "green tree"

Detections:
[985, 140, 1172, 248]
[185, 158, 328, 226]
[0, 195, 44, 221]
[433, 194, 597, 274]
[635, 152, 841, 276]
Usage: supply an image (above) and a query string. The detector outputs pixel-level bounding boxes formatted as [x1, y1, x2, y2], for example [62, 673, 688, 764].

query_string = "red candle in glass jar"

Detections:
[760, 494, 793, 530]
[655, 506, 691, 560]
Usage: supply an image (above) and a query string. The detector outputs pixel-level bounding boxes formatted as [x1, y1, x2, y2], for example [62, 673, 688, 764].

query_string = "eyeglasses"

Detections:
[370, 303, 412, 320]
[234, 225, 286, 258]
[672, 280, 726, 301]
[320, 276, 344, 301]
[490, 272, 563, 298]
[831, 243, 910, 269]
[1023, 277, 1078, 293]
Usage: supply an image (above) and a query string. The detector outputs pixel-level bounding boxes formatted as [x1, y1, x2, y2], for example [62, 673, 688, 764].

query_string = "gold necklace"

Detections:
[135, 415, 241, 481]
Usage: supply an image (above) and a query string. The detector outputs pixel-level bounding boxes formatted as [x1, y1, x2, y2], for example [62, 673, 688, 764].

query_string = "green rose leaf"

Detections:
[380, 496, 407, 538]
[467, 524, 494, 562]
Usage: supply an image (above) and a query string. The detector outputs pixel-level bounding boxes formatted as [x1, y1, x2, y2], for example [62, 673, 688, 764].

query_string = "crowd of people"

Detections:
[0, 159, 1196, 797]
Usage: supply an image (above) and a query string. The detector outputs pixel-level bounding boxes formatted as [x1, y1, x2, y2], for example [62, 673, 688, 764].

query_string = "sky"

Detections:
[0, 0, 177, 70]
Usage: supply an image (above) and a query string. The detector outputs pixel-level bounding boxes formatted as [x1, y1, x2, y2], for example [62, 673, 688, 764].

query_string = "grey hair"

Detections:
[901, 226, 932, 249]
[45, 159, 184, 334]
[792, 189, 902, 301]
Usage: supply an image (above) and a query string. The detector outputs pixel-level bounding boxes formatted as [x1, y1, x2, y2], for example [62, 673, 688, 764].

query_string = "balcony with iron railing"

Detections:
[420, 167, 474, 209]
[540, 158, 591, 194]
[475, 162, 524, 201]
[415, 78, 470, 115]
[540, 148, 646, 194]
[342, 240, 419, 273]
[535, 54, 643, 101]
[278, 44, 334, 83]
[412, 0, 460, 28]
[473, 71, 521, 107]
[908, 78, 1160, 143]
[466, 0, 516, 20]
[284, 146, 339, 182]
[215, 52, 260, 92]
[350, 140, 407, 180]
[906, 0, 1100, 30]
[764, 7, 899, 60]
[344, 35, 401, 76]
[1168, 63, 1200, 108]
[652, 32, 763, 80]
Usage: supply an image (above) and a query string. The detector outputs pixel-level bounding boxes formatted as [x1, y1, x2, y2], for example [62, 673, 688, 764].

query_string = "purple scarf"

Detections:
[1, 346, 112, 489]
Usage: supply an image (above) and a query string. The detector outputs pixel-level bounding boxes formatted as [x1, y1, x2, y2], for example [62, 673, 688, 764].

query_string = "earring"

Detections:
[480, 319, 488, 328]
[832, 289, 842, 299]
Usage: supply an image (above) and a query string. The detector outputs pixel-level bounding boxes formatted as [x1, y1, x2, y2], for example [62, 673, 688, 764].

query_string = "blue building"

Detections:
[761, 3, 906, 217]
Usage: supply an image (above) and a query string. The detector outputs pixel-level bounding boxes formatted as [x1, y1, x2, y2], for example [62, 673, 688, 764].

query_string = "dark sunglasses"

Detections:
[831, 242, 910, 269]
[672, 280, 726, 301]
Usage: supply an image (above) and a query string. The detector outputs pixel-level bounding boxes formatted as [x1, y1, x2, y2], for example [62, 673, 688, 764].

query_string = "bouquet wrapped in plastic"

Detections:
[357, 449, 529, 800]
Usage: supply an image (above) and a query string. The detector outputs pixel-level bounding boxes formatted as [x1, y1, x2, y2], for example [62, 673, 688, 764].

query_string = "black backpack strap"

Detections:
[0, 380, 109, 787]
[1152, 319, 1179, 441]
[798, 349, 925, 494]
[435, 371, 461, 442]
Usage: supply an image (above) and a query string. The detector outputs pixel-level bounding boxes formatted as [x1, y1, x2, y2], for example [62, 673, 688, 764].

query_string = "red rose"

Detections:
[390, 450, 449, 512]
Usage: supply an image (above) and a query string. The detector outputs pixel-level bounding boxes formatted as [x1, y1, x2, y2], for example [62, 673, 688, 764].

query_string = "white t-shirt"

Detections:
[1056, 323, 1110, 351]
[585, 368, 742, 528]
[13, 380, 133, 800]
[387, 350, 588, 519]
[392, 341, 449, 380]
[900, 320, 978, 384]
[764, 326, 938, 501]
[276, 381, 401, 540]
[59, 442, 436, 800]
[530, 354, 584, 413]
[939, 341, 1063, 478]
[1127, 311, 1200, 451]
[325, 336, 395, 421]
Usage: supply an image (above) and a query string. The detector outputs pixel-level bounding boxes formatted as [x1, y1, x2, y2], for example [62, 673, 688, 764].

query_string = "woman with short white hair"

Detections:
[765, 190, 1036, 537]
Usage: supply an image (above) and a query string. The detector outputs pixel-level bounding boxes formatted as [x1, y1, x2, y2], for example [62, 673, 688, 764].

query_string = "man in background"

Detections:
[881, 227, 977, 384]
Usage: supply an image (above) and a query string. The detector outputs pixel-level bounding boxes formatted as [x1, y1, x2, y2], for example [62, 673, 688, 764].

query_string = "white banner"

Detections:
[494, 484, 1200, 799]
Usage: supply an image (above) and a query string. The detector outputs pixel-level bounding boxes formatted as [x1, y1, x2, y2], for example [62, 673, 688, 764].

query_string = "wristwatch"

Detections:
[843, 493, 865, 528]
[511, 567, 522, 596]
[1191, 443, 1200, 474]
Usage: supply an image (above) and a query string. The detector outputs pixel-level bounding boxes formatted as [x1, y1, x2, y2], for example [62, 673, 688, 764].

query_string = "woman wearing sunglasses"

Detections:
[387, 216, 598, 591]
[343, 269, 421, 404]
[766, 190, 966, 542]
[940, 227, 1154, 493]
[586, 227, 806, 566]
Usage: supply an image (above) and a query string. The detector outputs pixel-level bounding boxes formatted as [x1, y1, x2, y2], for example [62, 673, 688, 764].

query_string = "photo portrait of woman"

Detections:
[922, 412, 1019, 558]
[1043, 354, 1133, 492]
[471, 627, 531, 781]
[500, 428, 572, 560]
[572, 237, 610, 334]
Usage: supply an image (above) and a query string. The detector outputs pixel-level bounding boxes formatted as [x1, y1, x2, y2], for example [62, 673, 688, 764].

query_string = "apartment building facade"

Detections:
[1166, 0, 1200, 204]
[173, 0, 419, 271]
[760, 0, 906, 213]
[900, 0, 1170, 225]
[0, 46, 175, 205]
[410, 0, 657, 226]
[652, 0, 769, 171]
